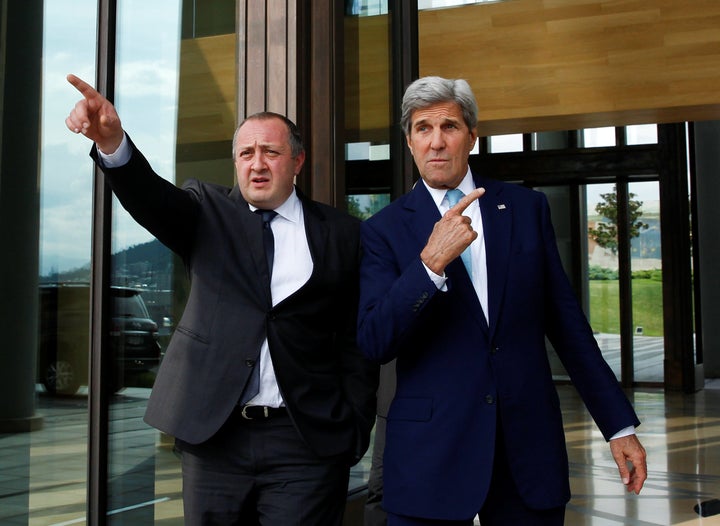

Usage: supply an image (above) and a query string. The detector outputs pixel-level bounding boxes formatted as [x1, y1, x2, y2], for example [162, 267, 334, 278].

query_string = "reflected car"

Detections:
[37, 283, 162, 395]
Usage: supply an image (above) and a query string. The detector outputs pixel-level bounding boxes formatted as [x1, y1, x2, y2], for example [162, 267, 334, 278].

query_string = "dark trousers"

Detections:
[176, 409, 350, 525]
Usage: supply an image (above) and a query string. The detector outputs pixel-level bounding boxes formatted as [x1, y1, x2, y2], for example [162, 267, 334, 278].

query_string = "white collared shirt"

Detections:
[421, 168, 489, 322]
[247, 191, 312, 407]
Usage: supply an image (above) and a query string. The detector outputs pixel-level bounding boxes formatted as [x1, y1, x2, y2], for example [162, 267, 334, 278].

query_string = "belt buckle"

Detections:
[241, 405, 269, 420]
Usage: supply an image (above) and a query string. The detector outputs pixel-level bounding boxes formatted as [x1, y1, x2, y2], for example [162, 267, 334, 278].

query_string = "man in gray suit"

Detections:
[66, 74, 378, 525]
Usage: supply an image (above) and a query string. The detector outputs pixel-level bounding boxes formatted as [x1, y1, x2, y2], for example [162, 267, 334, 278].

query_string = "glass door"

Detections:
[628, 181, 663, 383]
[108, 0, 184, 523]
[585, 181, 664, 384]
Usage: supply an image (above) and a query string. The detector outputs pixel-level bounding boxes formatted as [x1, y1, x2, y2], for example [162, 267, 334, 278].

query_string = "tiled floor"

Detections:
[562, 382, 720, 525]
[2, 381, 720, 525]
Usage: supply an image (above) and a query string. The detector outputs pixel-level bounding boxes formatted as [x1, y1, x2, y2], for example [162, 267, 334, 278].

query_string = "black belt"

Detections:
[236, 404, 287, 420]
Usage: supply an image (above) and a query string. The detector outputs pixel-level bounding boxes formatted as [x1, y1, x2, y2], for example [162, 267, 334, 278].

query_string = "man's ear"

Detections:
[468, 128, 478, 153]
[294, 150, 306, 175]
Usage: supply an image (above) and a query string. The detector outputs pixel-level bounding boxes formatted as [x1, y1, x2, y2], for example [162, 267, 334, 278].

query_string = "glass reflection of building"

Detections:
[1, 0, 720, 523]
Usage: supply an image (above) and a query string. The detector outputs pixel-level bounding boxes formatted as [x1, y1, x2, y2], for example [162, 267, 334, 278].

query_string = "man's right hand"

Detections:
[65, 74, 124, 154]
[420, 187, 485, 275]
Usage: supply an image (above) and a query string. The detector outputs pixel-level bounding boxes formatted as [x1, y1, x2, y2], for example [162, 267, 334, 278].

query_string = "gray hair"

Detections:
[400, 76, 478, 136]
[232, 112, 305, 159]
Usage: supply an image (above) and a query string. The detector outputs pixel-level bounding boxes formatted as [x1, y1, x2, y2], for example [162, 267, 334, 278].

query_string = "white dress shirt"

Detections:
[422, 168, 489, 322]
[98, 133, 313, 408]
[246, 192, 312, 407]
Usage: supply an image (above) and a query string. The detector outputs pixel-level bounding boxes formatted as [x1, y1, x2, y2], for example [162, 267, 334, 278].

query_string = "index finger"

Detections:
[447, 187, 485, 216]
[66, 73, 99, 100]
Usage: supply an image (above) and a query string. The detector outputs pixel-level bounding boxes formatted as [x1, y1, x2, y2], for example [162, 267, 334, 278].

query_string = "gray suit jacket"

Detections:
[92, 138, 378, 463]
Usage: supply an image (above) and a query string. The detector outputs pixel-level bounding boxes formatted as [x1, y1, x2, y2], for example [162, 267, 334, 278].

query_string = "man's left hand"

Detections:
[609, 434, 647, 494]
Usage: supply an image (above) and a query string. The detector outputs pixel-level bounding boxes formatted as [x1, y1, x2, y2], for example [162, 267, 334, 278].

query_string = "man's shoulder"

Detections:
[180, 178, 234, 199]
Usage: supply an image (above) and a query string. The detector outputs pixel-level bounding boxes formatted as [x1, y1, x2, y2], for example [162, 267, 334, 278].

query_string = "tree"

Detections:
[588, 186, 648, 255]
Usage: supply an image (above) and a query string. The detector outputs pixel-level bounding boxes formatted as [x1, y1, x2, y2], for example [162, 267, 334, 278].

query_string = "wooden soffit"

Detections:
[419, 0, 720, 135]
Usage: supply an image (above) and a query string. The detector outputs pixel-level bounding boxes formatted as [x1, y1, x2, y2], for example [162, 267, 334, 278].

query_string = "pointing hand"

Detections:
[65, 74, 124, 154]
[421, 187, 485, 275]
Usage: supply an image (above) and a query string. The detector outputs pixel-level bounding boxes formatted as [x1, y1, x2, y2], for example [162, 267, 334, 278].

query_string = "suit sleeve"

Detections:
[90, 135, 199, 260]
[357, 217, 441, 364]
[537, 193, 641, 440]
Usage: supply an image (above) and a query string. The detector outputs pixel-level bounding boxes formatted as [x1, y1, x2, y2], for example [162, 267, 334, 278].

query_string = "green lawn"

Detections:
[588, 279, 664, 336]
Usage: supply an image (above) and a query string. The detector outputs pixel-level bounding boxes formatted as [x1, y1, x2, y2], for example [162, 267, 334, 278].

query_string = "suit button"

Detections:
[485, 395, 494, 404]
[245, 359, 255, 367]
[491, 346, 500, 355]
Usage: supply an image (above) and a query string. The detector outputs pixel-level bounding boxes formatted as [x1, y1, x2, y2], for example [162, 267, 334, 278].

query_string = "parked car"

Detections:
[37, 283, 162, 395]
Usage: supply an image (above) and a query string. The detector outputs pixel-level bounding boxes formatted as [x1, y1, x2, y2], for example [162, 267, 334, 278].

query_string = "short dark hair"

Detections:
[233, 112, 304, 159]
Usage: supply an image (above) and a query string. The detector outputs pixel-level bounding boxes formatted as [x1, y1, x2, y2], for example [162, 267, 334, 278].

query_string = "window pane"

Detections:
[587, 183, 621, 380]
[629, 181, 663, 382]
[488, 133, 523, 153]
[347, 194, 391, 220]
[583, 127, 616, 147]
[26, 1, 97, 524]
[627, 124, 658, 145]
[109, 0, 183, 522]
[344, 3, 392, 492]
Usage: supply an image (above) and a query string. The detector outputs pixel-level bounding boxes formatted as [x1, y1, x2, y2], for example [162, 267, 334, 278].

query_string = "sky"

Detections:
[40, 0, 181, 275]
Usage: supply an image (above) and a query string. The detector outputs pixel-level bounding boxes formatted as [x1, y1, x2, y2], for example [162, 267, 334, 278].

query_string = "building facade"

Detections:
[1, 0, 719, 523]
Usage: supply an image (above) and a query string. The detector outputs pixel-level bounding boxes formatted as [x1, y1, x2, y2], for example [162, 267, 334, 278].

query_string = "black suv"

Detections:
[38, 283, 162, 395]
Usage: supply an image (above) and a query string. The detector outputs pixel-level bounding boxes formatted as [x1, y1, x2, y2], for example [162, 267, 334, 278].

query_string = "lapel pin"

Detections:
[497, 204, 506, 210]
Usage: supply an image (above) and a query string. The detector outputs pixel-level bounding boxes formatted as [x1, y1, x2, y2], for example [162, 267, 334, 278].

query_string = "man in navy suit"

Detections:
[357, 76, 647, 525]
[66, 74, 378, 525]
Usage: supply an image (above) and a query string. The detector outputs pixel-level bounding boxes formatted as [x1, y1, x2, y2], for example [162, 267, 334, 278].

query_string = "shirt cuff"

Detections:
[422, 261, 448, 291]
[97, 133, 130, 167]
[609, 425, 636, 440]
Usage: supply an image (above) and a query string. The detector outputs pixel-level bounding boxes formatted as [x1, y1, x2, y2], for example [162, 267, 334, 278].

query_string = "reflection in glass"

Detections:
[109, 0, 183, 522]
[347, 194, 391, 220]
[629, 181, 663, 383]
[22, 0, 97, 523]
[587, 183, 621, 379]
[344, 3, 392, 493]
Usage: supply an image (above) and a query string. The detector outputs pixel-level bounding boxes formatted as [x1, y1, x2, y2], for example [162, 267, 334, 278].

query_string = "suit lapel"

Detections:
[403, 183, 442, 251]
[230, 186, 273, 301]
[299, 192, 329, 276]
[475, 174, 512, 338]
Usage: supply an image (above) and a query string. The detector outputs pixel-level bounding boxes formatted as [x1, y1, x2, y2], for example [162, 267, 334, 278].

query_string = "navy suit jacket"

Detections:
[357, 172, 640, 519]
[92, 138, 378, 464]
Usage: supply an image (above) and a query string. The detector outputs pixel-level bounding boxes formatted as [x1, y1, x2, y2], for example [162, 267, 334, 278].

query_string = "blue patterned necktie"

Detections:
[445, 188, 473, 278]
[240, 208, 277, 405]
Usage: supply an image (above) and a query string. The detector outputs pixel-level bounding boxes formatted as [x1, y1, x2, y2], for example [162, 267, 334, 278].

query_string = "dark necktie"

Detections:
[255, 209, 278, 274]
[445, 188, 473, 278]
[240, 208, 277, 406]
